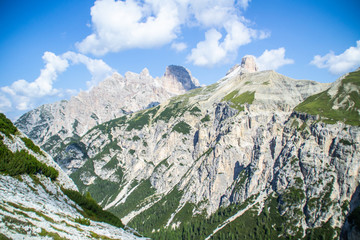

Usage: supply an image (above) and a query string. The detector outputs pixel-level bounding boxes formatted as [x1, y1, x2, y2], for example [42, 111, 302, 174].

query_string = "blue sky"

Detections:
[0, 0, 359, 119]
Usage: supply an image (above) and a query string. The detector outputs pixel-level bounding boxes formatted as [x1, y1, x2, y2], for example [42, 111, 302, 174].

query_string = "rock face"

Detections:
[0, 116, 145, 240]
[15, 66, 200, 148]
[241, 55, 258, 73]
[45, 65, 360, 239]
[163, 65, 200, 94]
[226, 55, 258, 76]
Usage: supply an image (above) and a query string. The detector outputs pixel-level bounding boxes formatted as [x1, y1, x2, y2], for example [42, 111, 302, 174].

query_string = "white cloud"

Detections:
[77, 0, 180, 55]
[63, 51, 114, 88]
[237, 0, 251, 9]
[171, 42, 187, 52]
[186, 2, 269, 66]
[256, 48, 294, 70]
[187, 29, 226, 66]
[77, 0, 267, 66]
[187, 20, 268, 66]
[310, 40, 360, 74]
[0, 94, 12, 112]
[1, 51, 114, 111]
[2, 51, 69, 100]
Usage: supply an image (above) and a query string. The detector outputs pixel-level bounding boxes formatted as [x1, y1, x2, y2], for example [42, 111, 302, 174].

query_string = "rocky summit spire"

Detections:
[163, 65, 200, 91]
[240, 55, 258, 73]
[226, 55, 258, 76]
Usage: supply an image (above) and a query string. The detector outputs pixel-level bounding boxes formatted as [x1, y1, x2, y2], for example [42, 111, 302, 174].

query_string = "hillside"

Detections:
[45, 57, 360, 239]
[296, 69, 360, 126]
[0, 113, 146, 239]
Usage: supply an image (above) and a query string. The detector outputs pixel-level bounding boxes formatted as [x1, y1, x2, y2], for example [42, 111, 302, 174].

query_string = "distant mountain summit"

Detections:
[163, 65, 200, 92]
[15, 66, 200, 149]
[226, 55, 258, 76]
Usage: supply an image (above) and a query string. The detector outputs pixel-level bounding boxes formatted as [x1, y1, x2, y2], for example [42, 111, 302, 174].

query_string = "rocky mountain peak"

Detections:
[164, 65, 200, 90]
[140, 68, 150, 77]
[226, 55, 258, 77]
[241, 55, 258, 73]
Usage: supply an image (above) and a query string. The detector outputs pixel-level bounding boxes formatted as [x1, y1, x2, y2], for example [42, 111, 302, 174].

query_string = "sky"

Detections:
[0, 0, 359, 120]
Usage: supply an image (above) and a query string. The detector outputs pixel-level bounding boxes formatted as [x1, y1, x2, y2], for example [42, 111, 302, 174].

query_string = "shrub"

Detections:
[62, 189, 124, 228]
[172, 121, 191, 134]
[0, 141, 58, 180]
[21, 137, 45, 156]
[0, 113, 18, 138]
[75, 217, 90, 225]
[201, 114, 211, 123]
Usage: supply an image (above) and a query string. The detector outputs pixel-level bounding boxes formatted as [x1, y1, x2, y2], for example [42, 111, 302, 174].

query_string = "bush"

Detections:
[201, 114, 211, 123]
[0, 141, 58, 180]
[172, 121, 191, 134]
[0, 113, 18, 138]
[62, 189, 124, 228]
[75, 217, 90, 225]
[21, 137, 45, 156]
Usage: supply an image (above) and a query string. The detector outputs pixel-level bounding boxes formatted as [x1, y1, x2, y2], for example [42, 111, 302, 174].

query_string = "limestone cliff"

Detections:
[48, 60, 360, 240]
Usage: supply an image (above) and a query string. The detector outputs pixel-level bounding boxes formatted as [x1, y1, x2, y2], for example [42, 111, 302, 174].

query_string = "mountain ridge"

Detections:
[15, 65, 200, 149]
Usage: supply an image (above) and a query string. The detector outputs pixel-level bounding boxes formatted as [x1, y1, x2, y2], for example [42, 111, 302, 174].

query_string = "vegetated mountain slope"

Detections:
[51, 57, 360, 239]
[14, 65, 200, 151]
[0, 113, 146, 240]
[296, 69, 360, 126]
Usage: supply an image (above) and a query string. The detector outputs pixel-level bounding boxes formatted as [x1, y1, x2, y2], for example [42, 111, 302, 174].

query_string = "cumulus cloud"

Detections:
[171, 42, 187, 52]
[77, 0, 268, 66]
[0, 94, 12, 112]
[187, 22, 268, 66]
[77, 0, 180, 55]
[237, 0, 252, 10]
[187, 2, 269, 66]
[63, 51, 114, 88]
[256, 48, 294, 70]
[187, 29, 226, 66]
[1, 51, 114, 111]
[310, 40, 360, 74]
[2, 51, 69, 100]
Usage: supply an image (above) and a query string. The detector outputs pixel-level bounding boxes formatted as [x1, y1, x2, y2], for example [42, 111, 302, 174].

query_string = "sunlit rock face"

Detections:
[15, 65, 200, 149]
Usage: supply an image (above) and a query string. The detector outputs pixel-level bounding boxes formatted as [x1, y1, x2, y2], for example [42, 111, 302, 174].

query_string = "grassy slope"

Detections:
[295, 70, 360, 126]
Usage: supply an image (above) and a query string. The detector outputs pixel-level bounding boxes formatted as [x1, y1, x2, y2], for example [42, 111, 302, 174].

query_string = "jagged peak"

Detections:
[163, 65, 200, 90]
[140, 67, 150, 77]
[164, 65, 191, 80]
[226, 55, 258, 77]
[241, 55, 258, 73]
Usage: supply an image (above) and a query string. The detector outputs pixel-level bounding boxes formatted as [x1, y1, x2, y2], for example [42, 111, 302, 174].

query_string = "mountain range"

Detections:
[7, 56, 360, 239]
[15, 65, 199, 152]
